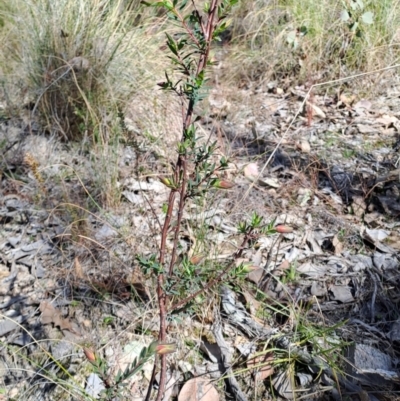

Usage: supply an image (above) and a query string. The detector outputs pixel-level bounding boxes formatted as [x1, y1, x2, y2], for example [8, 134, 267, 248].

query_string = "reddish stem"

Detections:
[168, 156, 188, 276]
[154, 3, 221, 400]
[155, 190, 176, 400]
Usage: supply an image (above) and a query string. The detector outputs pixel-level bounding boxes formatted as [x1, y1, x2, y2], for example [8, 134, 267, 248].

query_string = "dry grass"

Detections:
[1, 0, 399, 207]
[223, 0, 400, 87]
[0, 0, 170, 206]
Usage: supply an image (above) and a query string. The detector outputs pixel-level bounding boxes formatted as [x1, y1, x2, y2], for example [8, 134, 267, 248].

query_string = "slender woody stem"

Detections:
[154, 3, 222, 400]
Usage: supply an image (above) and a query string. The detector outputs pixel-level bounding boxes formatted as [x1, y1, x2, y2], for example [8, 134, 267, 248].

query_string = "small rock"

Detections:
[9, 387, 19, 398]
[86, 373, 105, 398]
[0, 264, 10, 280]
[16, 271, 35, 288]
[311, 281, 327, 297]
[329, 285, 353, 303]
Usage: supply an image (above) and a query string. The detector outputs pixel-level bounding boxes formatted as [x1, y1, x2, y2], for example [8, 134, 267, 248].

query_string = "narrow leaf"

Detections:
[179, 0, 189, 10]
[166, 33, 178, 55]
[141, 1, 165, 6]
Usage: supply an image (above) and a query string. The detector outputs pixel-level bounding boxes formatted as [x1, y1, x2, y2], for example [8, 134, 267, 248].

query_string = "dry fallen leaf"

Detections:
[357, 124, 376, 134]
[339, 93, 356, 107]
[74, 256, 84, 279]
[40, 301, 81, 335]
[258, 177, 280, 188]
[127, 270, 151, 302]
[272, 369, 296, 400]
[247, 267, 264, 284]
[247, 352, 275, 380]
[332, 235, 343, 255]
[178, 378, 219, 401]
[68, 56, 90, 71]
[376, 114, 398, 127]
[307, 102, 326, 119]
[353, 99, 372, 111]
[272, 259, 290, 277]
[329, 285, 354, 303]
[241, 289, 262, 317]
[352, 196, 366, 218]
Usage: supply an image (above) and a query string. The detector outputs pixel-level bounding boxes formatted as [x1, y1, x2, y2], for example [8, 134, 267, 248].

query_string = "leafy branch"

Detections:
[138, 1, 240, 399]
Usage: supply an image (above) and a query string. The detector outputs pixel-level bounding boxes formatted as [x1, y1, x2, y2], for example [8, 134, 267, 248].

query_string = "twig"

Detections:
[171, 229, 254, 311]
[367, 269, 378, 324]
[168, 157, 188, 275]
[212, 310, 248, 401]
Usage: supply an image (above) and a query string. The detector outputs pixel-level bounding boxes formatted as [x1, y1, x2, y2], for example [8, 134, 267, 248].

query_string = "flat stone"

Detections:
[329, 285, 353, 303]
[345, 343, 395, 387]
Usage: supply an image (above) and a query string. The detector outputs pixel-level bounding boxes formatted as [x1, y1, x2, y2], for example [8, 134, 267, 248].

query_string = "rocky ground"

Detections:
[1, 74, 400, 400]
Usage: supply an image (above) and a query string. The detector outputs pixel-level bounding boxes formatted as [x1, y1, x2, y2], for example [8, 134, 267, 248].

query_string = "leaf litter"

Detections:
[1, 77, 400, 400]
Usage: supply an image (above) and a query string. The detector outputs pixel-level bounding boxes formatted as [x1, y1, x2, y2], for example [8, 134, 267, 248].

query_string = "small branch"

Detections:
[173, 8, 201, 49]
[168, 157, 188, 276]
[160, 191, 177, 266]
[171, 229, 254, 310]
[155, 355, 167, 401]
[150, 1, 230, 399]
[191, 0, 207, 38]
[155, 189, 177, 400]
[213, 311, 249, 401]
[195, 0, 218, 76]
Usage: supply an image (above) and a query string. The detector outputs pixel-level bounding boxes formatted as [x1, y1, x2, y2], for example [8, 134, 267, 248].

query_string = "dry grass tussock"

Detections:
[224, 0, 400, 87]
[0, 0, 178, 207]
[0, 0, 168, 141]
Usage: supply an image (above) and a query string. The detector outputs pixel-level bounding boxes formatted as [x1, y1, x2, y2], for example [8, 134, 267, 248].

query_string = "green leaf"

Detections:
[141, 1, 165, 6]
[163, 0, 174, 10]
[356, 0, 364, 10]
[299, 25, 308, 35]
[177, 38, 187, 50]
[250, 212, 263, 228]
[361, 11, 374, 24]
[349, 0, 360, 10]
[167, 56, 181, 65]
[184, 124, 196, 141]
[340, 9, 350, 22]
[238, 221, 248, 234]
[179, 0, 189, 10]
[166, 33, 178, 55]
[350, 21, 359, 32]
